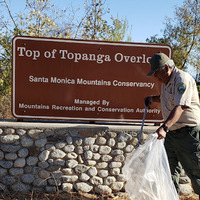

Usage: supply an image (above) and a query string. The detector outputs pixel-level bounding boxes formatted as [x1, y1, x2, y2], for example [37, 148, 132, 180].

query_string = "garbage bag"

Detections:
[122, 133, 179, 200]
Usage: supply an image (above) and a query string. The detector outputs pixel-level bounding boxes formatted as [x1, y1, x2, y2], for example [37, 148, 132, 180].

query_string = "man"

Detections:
[145, 52, 200, 198]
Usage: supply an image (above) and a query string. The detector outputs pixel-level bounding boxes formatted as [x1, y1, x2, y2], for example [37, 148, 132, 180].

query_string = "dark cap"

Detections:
[147, 53, 170, 76]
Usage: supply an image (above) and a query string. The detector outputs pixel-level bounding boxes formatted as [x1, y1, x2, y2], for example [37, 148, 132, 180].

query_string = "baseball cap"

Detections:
[147, 53, 170, 76]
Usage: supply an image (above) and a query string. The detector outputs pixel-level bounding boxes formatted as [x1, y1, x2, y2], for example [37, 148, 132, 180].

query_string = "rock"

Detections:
[27, 129, 43, 139]
[1, 175, 16, 185]
[116, 142, 126, 149]
[45, 144, 56, 151]
[84, 150, 93, 160]
[5, 153, 17, 160]
[66, 160, 78, 168]
[90, 145, 99, 152]
[101, 155, 112, 162]
[95, 185, 112, 194]
[55, 141, 67, 149]
[51, 171, 62, 179]
[21, 136, 34, 147]
[111, 182, 124, 191]
[62, 175, 78, 182]
[96, 162, 108, 169]
[54, 159, 65, 166]
[21, 174, 34, 184]
[99, 146, 111, 154]
[11, 181, 30, 192]
[107, 132, 117, 138]
[1, 144, 21, 152]
[38, 161, 49, 169]
[45, 186, 57, 193]
[114, 155, 125, 162]
[33, 178, 47, 187]
[111, 149, 123, 156]
[39, 150, 50, 162]
[108, 162, 122, 168]
[74, 182, 93, 193]
[0, 135, 19, 143]
[88, 167, 98, 177]
[79, 173, 90, 181]
[35, 138, 47, 148]
[124, 145, 134, 153]
[74, 137, 83, 146]
[84, 137, 96, 145]
[75, 146, 83, 154]
[117, 133, 132, 142]
[38, 170, 51, 179]
[87, 160, 96, 166]
[0, 150, 4, 160]
[104, 176, 116, 185]
[75, 164, 89, 174]
[50, 149, 66, 159]
[90, 176, 103, 185]
[96, 137, 107, 145]
[48, 178, 61, 186]
[62, 168, 74, 175]
[65, 152, 77, 160]
[66, 136, 73, 144]
[110, 168, 120, 175]
[4, 128, 15, 135]
[107, 138, 116, 147]
[0, 167, 7, 176]
[16, 129, 26, 136]
[63, 145, 75, 152]
[93, 153, 101, 160]
[18, 148, 29, 158]
[9, 168, 24, 176]
[98, 170, 108, 178]
[0, 160, 13, 169]
[62, 183, 73, 192]
[117, 174, 126, 181]
[27, 156, 38, 166]
[47, 165, 60, 172]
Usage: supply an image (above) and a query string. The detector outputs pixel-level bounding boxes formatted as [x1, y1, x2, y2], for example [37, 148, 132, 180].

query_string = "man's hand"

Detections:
[144, 96, 152, 109]
[156, 126, 167, 140]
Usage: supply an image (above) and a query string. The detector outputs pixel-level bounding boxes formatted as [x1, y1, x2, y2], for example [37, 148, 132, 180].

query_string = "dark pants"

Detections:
[164, 125, 200, 195]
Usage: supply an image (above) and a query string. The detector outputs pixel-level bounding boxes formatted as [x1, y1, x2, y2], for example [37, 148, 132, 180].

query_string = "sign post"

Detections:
[12, 36, 172, 123]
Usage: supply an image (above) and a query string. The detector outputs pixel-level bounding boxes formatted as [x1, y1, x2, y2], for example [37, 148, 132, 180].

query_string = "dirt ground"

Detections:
[0, 191, 199, 200]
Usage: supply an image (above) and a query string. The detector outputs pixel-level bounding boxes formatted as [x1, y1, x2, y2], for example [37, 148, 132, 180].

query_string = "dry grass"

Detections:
[0, 191, 199, 200]
[0, 191, 123, 200]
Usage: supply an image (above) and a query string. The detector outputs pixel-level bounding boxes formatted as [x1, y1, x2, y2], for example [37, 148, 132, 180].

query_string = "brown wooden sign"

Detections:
[12, 36, 172, 123]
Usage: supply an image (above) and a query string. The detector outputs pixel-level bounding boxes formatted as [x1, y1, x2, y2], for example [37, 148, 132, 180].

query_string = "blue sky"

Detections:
[6, 0, 184, 42]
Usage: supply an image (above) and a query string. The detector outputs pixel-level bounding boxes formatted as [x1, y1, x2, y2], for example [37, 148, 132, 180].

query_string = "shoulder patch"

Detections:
[177, 83, 186, 94]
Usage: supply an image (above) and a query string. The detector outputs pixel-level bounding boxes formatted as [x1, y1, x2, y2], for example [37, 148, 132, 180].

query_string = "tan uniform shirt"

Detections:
[160, 67, 200, 130]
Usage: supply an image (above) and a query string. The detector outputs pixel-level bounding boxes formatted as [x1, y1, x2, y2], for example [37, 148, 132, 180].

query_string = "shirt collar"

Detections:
[165, 66, 178, 86]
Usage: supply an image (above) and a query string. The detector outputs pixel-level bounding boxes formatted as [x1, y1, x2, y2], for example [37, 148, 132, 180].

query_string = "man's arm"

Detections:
[156, 105, 185, 139]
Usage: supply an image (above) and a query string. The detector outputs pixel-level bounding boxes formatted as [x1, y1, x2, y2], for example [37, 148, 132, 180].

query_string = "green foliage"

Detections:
[146, 0, 200, 72]
[0, 0, 131, 119]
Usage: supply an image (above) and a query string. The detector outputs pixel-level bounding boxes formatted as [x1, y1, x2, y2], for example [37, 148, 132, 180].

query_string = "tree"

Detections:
[0, 0, 131, 118]
[79, 0, 131, 41]
[146, 0, 200, 73]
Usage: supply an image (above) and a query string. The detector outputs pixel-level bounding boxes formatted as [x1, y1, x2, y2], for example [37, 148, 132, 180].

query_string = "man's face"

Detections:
[153, 65, 170, 84]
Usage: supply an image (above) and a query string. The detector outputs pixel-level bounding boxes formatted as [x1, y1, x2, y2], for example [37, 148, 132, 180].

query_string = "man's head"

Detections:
[147, 53, 175, 83]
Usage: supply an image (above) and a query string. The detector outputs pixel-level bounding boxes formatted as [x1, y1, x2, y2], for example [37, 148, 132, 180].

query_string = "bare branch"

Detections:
[3, 0, 18, 29]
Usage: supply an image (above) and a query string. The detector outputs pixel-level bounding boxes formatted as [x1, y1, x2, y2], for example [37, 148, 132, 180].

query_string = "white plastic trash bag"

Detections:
[122, 133, 179, 200]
